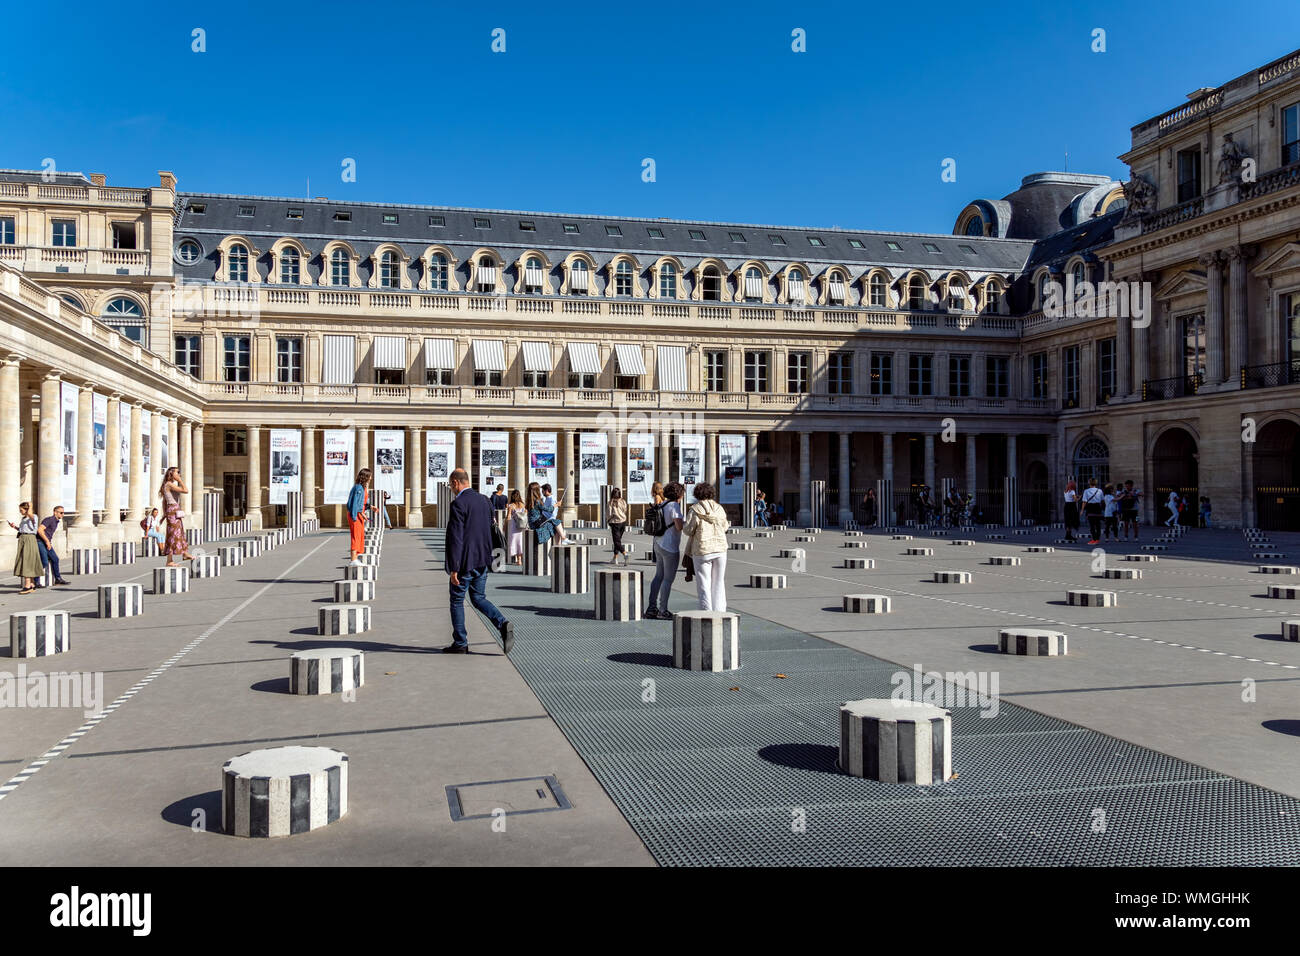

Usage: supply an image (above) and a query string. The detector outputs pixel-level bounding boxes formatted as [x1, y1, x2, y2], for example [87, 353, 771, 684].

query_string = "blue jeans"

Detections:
[448, 566, 506, 648]
[37, 540, 61, 581]
[647, 540, 680, 612]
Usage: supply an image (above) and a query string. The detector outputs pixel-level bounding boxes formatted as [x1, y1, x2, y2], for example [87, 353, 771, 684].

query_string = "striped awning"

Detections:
[522, 341, 552, 373]
[524, 262, 545, 287]
[744, 272, 763, 299]
[614, 343, 646, 375]
[477, 263, 497, 288]
[657, 345, 687, 391]
[472, 338, 506, 372]
[828, 276, 846, 299]
[570, 262, 589, 291]
[568, 342, 600, 375]
[789, 276, 806, 301]
[372, 335, 407, 370]
[424, 337, 454, 370]
[322, 334, 355, 384]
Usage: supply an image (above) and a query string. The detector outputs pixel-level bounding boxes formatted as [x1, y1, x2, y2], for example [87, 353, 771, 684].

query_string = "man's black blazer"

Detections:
[445, 487, 495, 576]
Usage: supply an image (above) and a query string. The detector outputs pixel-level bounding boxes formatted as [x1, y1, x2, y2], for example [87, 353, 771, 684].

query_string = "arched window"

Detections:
[101, 297, 145, 344]
[279, 247, 300, 284]
[948, 279, 966, 309]
[477, 255, 497, 292]
[701, 266, 720, 301]
[614, 260, 633, 296]
[59, 293, 83, 309]
[1072, 261, 1086, 286]
[330, 249, 350, 286]
[965, 216, 984, 237]
[227, 243, 249, 282]
[869, 273, 887, 307]
[907, 275, 925, 310]
[379, 251, 402, 288]
[788, 269, 806, 303]
[1073, 436, 1110, 488]
[1038, 272, 1053, 307]
[744, 267, 763, 302]
[525, 257, 545, 293]
[984, 282, 1002, 314]
[827, 270, 846, 305]
[569, 259, 589, 294]
[658, 262, 677, 299]
[429, 253, 448, 291]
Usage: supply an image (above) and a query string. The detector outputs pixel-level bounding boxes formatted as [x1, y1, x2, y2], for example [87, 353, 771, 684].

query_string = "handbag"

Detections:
[490, 520, 506, 553]
[682, 555, 695, 582]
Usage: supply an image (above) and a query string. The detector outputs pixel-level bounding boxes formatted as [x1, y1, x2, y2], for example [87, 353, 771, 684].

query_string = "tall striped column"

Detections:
[551, 544, 590, 593]
[522, 531, 552, 577]
[594, 568, 642, 620]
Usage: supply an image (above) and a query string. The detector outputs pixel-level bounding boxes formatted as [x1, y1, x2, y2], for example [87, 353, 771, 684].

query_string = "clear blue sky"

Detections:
[3, 0, 1298, 233]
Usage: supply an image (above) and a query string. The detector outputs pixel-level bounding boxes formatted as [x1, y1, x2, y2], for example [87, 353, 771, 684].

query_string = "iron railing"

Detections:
[1142, 373, 1201, 401]
[1240, 360, 1300, 389]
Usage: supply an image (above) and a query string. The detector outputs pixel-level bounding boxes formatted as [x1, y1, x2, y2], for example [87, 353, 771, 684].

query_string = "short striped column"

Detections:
[1067, 589, 1117, 607]
[1103, 568, 1142, 580]
[523, 532, 553, 577]
[842, 594, 891, 614]
[335, 579, 375, 602]
[1259, 565, 1299, 574]
[1267, 585, 1300, 600]
[1141, 544, 1168, 552]
[587, 536, 607, 546]
[222, 746, 348, 837]
[218, 544, 244, 567]
[933, 570, 971, 584]
[1026, 546, 1054, 553]
[140, 536, 160, 557]
[672, 610, 739, 671]
[803, 527, 822, 535]
[70, 548, 100, 575]
[843, 540, 870, 549]
[344, 564, 377, 581]
[843, 558, 875, 569]
[950, 539, 975, 547]
[186, 529, 203, 548]
[905, 547, 934, 556]
[749, 574, 787, 588]
[778, 547, 804, 559]
[319, 604, 371, 635]
[1282, 621, 1300, 642]
[10, 610, 71, 658]
[111, 541, 135, 565]
[891, 534, 913, 540]
[290, 649, 364, 696]
[1012, 529, 1031, 536]
[238, 538, 263, 559]
[729, 541, 754, 551]
[1125, 554, 1158, 562]
[354, 553, 380, 566]
[986, 533, 1006, 540]
[98, 583, 144, 618]
[754, 530, 774, 538]
[1255, 552, 1288, 560]
[191, 554, 222, 578]
[153, 566, 190, 594]
[594, 568, 642, 621]
[999, 628, 1067, 656]
[988, 555, 1022, 566]
[550, 544, 590, 594]
[261, 530, 282, 550]
[794, 534, 816, 543]
[839, 699, 950, 785]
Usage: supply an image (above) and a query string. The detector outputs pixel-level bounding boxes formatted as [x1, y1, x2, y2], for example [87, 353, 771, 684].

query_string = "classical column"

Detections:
[796, 430, 812, 525]
[705, 431, 718, 486]
[746, 431, 759, 483]
[37, 373, 61, 516]
[457, 428, 471, 482]
[1007, 433, 1018, 484]
[406, 425, 422, 527]
[609, 431, 623, 493]
[1047, 429, 1061, 521]
[357, 428, 372, 482]
[246, 424, 262, 529]
[68, 383, 96, 548]
[179, 420, 193, 518]
[1132, 296, 1150, 393]
[147, 409, 163, 525]
[192, 422, 206, 535]
[658, 431, 671, 485]
[1227, 246, 1251, 380]
[129, 404, 145, 522]
[300, 426, 315, 521]
[19, 383, 34, 503]
[0, 356, 20, 531]
[1115, 313, 1131, 399]
[512, 428, 527, 495]
[1200, 252, 1225, 386]
[101, 394, 122, 538]
[881, 431, 895, 525]
[923, 433, 936, 491]
[965, 433, 977, 495]
[560, 428, 577, 523]
[837, 431, 852, 526]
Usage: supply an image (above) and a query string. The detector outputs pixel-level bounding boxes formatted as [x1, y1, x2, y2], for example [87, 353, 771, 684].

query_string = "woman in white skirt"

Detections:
[680, 482, 731, 612]
[506, 488, 527, 565]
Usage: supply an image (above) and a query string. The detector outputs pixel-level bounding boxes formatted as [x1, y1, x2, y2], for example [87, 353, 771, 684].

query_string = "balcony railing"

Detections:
[1141, 196, 1205, 234]
[1142, 373, 1202, 401]
[1241, 360, 1300, 389]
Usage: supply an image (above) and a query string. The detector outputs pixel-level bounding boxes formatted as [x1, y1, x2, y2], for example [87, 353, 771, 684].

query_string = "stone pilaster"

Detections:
[247, 424, 262, 529]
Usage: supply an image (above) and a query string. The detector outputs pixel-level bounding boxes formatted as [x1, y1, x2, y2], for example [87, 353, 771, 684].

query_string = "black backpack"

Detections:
[643, 502, 668, 536]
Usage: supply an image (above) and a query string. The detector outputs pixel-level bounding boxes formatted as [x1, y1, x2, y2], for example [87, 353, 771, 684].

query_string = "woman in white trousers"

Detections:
[680, 482, 731, 612]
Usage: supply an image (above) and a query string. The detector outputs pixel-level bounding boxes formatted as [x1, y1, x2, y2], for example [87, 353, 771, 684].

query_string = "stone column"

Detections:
[609, 431, 623, 493]
[796, 430, 812, 526]
[192, 422, 206, 535]
[457, 428, 471, 483]
[246, 423, 262, 529]
[965, 433, 977, 495]
[1115, 314, 1131, 399]
[129, 404, 145, 522]
[357, 428, 371, 482]
[923, 433, 936, 491]
[561, 428, 577, 523]
[658, 430, 671, 486]
[19, 383, 34, 503]
[1227, 246, 1251, 380]
[0, 356, 20, 531]
[147, 408, 163, 525]
[1132, 299, 1150, 393]
[512, 428, 527, 495]
[706, 431, 718, 486]
[881, 431, 895, 524]
[102, 395, 122, 538]
[1047, 430, 1061, 521]
[837, 431, 852, 526]
[68, 384, 96, 548]
[1200, 252, 1225, 386]
[300, 426, 316, 521]
[1007, 434, 1018, 485]
[179, 420, 193, 518]
[407, 425, 422, 527]
[746, 431, 759, 483]
[37, 373, 61, 516]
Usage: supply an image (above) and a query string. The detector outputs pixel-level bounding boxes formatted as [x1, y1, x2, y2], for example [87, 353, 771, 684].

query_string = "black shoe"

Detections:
[644, 608, 658, 619]
[441, 642, 469, 654]
[499, 620, 514, 655]
[54, 579, 71, 586]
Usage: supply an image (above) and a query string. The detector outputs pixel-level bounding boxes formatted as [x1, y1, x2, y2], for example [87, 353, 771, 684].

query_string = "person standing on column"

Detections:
[160, 467, 196, 566]
[346, 467, 370, 564]
[679, 481, 730, 612]
[36, 505, 70, 586]
[443, 467, 513, 655]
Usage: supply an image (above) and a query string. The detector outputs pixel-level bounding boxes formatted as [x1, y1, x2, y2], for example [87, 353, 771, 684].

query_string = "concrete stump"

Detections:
[749, 574, 787, 589]
[222, 746, 348, 837]
[290, 648, 364, 696]
[778, 548, 805, 559]
[1125, 554, 1158, 562]
[594, 568, 642, 621]
[10, 610, 71, 658]
[1282, 621, 1300, 642]
[933, 570, 971, 584]
[191, 554, 222, 578]
[999, 628, 1067, 656]
[843, 540, 870, 549]
[729, 541, 754, 551]
[523, 532, 553, 577]
[988, 556, 1021, 566]
[238, 538, 263, 558]
[140, 536, 160, 557]
[335, 579, 375, 603]
[950, 540, 975, 547]
[551, 545, 590, 594]
[794, 535, 816, 543]
[843, 558, 876, 569]
[672, 611, 739, 671]
[904, 547, 934, 556]
[344, 564, 377, 581]
[842, 594, 891, 614]
[803, 527, 823, 534]
[98, 583, 144, 618]
[1026, 546, 1054, 553]
[838, 699, 950, 785]
[111, 541, 135, 565]
[1255, 552, 1288, 560]
[319, 604, 371, 634]
[844, 530, 865, 537]
[1067, 589, 1117, 607]
[1141, 544, 1168, 552]
[1259, 565, 1299, 574]
[70, 548, 99, 575]
[1267, 585, 1300, 600]
[587, 536, 607, 546]
[986, 533, 1006, 540]
[929, 530, 949, 537]
[754, 530, 774, 538]
[1103, 568, 1142, 579]
[891, 534, 913, 541]
[1012, 529, 1031, 536]
[354, 553, 379, 566]
[153, 566, 190, 594]
[218, 545, 244, 567]
[186, 529, 203, 548]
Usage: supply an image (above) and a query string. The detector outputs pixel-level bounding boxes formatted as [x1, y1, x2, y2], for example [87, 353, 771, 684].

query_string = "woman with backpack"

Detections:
[506, 488, 527, 565]
[680, 482, 731, 612]
[607, 487, 629, 566]
[645, 482, 684, 620]
[526, 482, 559, 550]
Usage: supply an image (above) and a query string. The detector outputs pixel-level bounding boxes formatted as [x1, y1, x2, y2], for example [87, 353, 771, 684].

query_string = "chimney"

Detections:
[158, 170, 177, 190]
[90, 173, 106, 186]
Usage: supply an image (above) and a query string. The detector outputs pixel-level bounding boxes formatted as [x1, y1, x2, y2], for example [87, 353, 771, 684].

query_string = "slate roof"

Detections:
[1022, 210, 1123, 273]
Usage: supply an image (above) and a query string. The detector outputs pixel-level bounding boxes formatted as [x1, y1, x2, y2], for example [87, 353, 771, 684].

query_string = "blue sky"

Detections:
[3, 0, 1298, 234]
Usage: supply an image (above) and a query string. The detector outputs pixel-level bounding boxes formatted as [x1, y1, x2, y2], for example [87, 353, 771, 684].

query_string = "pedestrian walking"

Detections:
[506, 489, 527, 564]
[1063, 480, 1080, 542]
[160, 466, 195, 566]
[443, 467, 512, 654]
[1199, 495, 1212, 528]
[862, 488, 877, 528]
[9, 501, 43, 594]
[680, 481, 731, 612]
[1164, 490, 1182, 528]
[607, 487, 629, 565]
[1120, 480, 1142, 540]
[1082, 478, 1105, 544]
[1102, 484, 1119, 542]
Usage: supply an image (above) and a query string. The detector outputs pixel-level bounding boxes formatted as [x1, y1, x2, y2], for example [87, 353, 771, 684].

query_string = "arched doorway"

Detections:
[1022, 460, 1050, 524]
[1253, 418, 1300, 531]
[1152, 427, 1198, 526]
[1072, 436, 1110, 487]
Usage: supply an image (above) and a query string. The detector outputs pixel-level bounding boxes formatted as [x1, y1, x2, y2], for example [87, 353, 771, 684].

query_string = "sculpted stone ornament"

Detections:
[1121, 175, 1156, 219]
[1217, 133, 1249, 184]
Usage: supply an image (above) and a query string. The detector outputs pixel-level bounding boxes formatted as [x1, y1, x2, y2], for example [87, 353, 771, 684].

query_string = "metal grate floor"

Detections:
[422, 531, 1300, 866]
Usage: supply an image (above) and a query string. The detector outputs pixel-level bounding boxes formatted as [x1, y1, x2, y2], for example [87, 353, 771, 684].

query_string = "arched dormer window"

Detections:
[330, 248, 351, 287]
[826, 270, 846, 305]
[614, 260, 633, 296]
[525, 257, 545, 293]
[278, 247, 300, 284]
[701, 265, 721, 301]
[1037, 272, 1053, 309]
[228, 243, 249, 282]
[1071, 260, 1086, 286]
[569, 259, 589, 294]
[429, 253, 449, 291]
[379, 251, 402, 289]
[869, 272, 888, 308]
[907, 275, 925, 310]
[788, 269, 806, 304]
[983, 280, 1003, 314]
[948, 278, 967, 310]
[658, 262, 678, 299]
[477, 255, 498, 292]
[743, 267, 763, 302]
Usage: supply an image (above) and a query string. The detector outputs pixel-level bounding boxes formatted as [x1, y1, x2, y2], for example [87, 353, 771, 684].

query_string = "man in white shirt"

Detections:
[1081, 479, 1105, 545]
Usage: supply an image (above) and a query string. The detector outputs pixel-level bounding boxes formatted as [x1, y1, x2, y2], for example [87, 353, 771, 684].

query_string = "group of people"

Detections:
[1062, 478, 1144, 544]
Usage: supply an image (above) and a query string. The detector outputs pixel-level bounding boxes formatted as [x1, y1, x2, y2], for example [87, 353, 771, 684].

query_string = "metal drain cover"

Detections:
[446, 775, 572, 821]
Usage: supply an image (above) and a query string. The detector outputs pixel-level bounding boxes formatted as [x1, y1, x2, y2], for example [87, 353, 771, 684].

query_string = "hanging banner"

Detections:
[528, 432, 558, 497]
[118, 403, 131, 509]
[159, 417, 170, 471]
[579, 432, 608, 503]
[59, 381, 77, 509]
[424, 430, 457, 503]
[322, 429, 355, 505]
[719, 433, 746, 504]
[626, 431, 656, 505]
[141, 414, 151, 493]
[92, 394, 107, 510]
[268, 429, 302, 505]
[373, 429, 405, 502]
[478, 431, 509, 496]
[678, 432, 705, 504]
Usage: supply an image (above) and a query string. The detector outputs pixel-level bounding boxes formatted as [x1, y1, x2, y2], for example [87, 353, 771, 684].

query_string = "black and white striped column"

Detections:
[933, 570, 971, 584]
[238, 538, 263, 559]
[594, 568, 642, 621]
[672, 610, 739, 671]
[286, 491, 303, 537]
[999, 627, 1068, 656]
[905, 546, 934, 556]
[749, 574, 787, 588]
[139, 536, 160, 558]
[778, 548, 804, 560]
[203, 491, 222, 543]
[1103, 567, 1142, 579]
[1259, 565, 1299, 574]
[319, 604, 371, 635]
[10, 610, 71, 657]
[1067, 589, 1117, 607]
[335, 579, 375, 602]
[290, 648, 364, 696]
[344, 563, 377, 581]
[551, 544, 589, 594]
[69, 548, 99, 575]
[1282, 621, 1300, 642]
[842, 594, 892, 613]
[523, 531, 553, 577]
[730, 541, 754, 551]
[111, 541, 135, 565]
[843, 540, 870, 549]
[98, 583, 144, 618]
[192, 554, 222, 578]
[988, 556, 1022, 566]
[842, 557, 875, 569]
[1268, 585, 1300, 600]
[153, 566, 190, 594]
[221, 746, 348, 837]
[218, 544, 244, 566]
[839, 699, 951, 784]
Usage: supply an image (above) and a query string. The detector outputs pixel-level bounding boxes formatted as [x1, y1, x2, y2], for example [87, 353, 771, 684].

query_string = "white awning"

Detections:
[828, 277, 846, 298]
[322, 334, 355, 384]
[372, 335, 407, 370]
[568, 342, 600, 375]
[524, 263, 545, 287]
[477, 263, 497, 288]
[522, 341, 552, 373]
[570, 263, 589, 291]
[789, 276, 806, 301]
[472, 338, 506, 372]
[424, 337, 455, 370]
[614, 343, 646, 375]
[744, 272, 763, 299]
[657, 345, 687, 391]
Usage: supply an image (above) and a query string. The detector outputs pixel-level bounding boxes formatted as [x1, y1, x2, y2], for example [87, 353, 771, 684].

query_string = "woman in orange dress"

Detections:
[347, 467, 371, 563]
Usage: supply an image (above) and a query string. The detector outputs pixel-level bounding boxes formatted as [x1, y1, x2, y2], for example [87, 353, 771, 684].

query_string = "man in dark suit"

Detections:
[443, 467, 513, 654]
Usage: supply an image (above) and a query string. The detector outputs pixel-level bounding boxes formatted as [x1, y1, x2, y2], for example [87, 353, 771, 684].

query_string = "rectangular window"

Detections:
[519, 220, 535, 231]
[237, 205, 255, 217]
[1063, 346, 1080, 407]
[985, 355, 1009, 398]
[615, 374, 638, 390]
[223, 429, 247, 456]
[223, 335, 250, 383]
[287, 208, 303, 219]
[705, 350, 727, 392]
[563, 223, 579, 234]
[382, 213, 398, 224]
[605, 224, 622, 237]
[870, 352, 892, 395]
[0, 216, 14, 244]
[189, 203, 206, 215]
[426, 368, 452, 386]
[1285, 103, 1300, 166]
[276, 337, 303, 384]
[922, 242, 941, 253]
[909, 354, 933, 396]
[729, 232, 746, 242]
[174, 335, 200, 378]
[744, 351, 769, 393]
[885, 240, 902, 251]
[948, 355, 971, 396]
[473, 217, 491, 229]
[768, 234, 786, 245]
[110, 222, 137, 249]
[787, 351, 810, 393]
[689, 230, 706, 241]
[848, 239, 865, 249]
[646, 227, 664, 239]
[333, 211, 351, 222]
[828, 352, 853, 395]
[1177, 147, 1202, 203]
[222, 472, 247, 519]
[1287, 293, 1300, 365]
[566, 372, 595, 389]
[522, 370, 548, 388]
[476, 370, 504, 387]
[1182, 314, 1206, 380]
[51, 219, 77, 247]
[1031, 352, 1048, 399]
[428, 216, 445, 227]
[1096, 338, 1116, 403]
[807, 236, 825, 247]
[375, 367, 404, 386]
